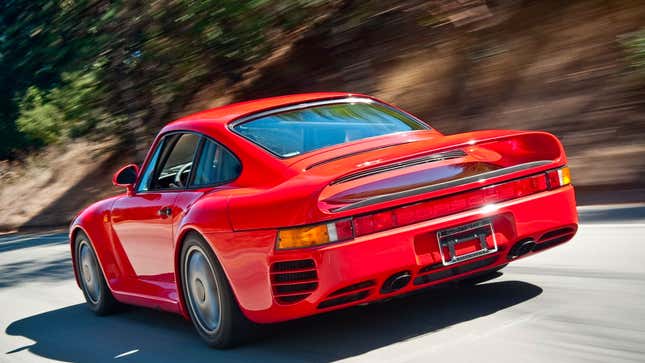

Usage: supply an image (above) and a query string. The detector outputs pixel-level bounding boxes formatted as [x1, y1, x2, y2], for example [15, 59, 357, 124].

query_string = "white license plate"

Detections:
[436, 219, 498, 266]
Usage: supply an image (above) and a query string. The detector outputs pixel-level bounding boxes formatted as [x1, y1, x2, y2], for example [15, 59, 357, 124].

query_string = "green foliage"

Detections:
[16, 87, 64, 145]
[0, 0, 328, 159]
[15, 70, 111, 145]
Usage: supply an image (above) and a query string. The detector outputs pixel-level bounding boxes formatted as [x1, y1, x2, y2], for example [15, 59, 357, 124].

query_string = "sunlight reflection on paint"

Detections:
[480, 204, 500, 213]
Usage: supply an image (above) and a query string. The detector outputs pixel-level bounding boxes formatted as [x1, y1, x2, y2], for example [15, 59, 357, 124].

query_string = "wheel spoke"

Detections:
[78, 240, 101, 304]
[185, 246, 221, 333]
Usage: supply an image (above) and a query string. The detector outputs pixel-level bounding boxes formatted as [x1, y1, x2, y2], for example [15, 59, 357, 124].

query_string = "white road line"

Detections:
[581, 223, 645, 228]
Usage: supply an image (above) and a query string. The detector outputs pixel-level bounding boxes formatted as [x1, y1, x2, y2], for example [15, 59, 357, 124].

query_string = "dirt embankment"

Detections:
[2, 0, 644, 231]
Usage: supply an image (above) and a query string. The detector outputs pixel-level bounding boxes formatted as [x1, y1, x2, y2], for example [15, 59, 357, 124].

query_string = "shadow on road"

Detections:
[0, 232, 68, 253]
[5, 279, 542, 363]
[0, 255, 72, 288]
[578, 205, 645, 224]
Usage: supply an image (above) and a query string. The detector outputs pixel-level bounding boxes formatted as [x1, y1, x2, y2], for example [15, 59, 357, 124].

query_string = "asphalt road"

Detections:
[1, 205, 645, 363]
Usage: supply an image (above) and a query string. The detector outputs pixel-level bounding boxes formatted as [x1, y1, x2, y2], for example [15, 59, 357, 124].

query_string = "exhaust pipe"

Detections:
[381, 271, 411, 294]
[508, 239, 536, 260]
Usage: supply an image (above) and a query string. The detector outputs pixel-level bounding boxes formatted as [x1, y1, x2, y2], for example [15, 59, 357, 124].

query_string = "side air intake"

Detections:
[270, 259, 318, 304]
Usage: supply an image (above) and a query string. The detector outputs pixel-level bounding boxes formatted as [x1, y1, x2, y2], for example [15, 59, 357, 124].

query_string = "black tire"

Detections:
[180, 232, 255, 348]
[74, 231, 120, 315]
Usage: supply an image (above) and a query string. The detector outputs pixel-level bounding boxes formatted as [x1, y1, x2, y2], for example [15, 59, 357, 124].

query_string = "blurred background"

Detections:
[0, 0, 644, 231]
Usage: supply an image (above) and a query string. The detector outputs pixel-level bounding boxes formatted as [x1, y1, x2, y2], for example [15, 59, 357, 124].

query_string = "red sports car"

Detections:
[70, 93, 577, 347]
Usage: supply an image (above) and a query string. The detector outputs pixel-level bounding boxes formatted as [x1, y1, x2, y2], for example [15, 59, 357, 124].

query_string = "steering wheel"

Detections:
[174, 162, 192, 187]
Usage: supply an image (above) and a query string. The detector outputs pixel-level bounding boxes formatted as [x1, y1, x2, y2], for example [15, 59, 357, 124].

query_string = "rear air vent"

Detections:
[539, 227, 575, 242]
[328, 280, 375, 297]
[317, 280, 374, 309]
[533, 227, 576, 252]
[414, 255, 498, 286]
[318, 290, 370, 309]
[270, 259, 318, 304]
[331, 150, 467, 185]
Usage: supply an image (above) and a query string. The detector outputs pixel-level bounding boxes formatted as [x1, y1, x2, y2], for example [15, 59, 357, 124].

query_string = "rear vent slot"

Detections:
[328, 280, 375, 297]
[317, 280, 375, 309]
[271, 259, 318, 304]
[271, 259, 315, 272]
[331, 150, 467, 185]
[539, 227, 575, 242]
[272, 271, 317, 283]
[318, 290, 370, 309]
[414, 255, 498, 286]
[534, 227, 576, 252]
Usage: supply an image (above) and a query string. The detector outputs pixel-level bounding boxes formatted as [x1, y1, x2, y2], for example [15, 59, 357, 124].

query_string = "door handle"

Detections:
[158, 206, 172, 217]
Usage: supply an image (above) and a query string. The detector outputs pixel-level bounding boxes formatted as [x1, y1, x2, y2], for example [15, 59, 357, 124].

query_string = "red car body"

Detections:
[70, 92, 577, 325]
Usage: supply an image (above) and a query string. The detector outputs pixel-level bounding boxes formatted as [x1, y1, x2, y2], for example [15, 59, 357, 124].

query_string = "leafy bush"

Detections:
[15, 87, 64, 145]
[1, 0, 331, 158]
[15, 70, 110, 145]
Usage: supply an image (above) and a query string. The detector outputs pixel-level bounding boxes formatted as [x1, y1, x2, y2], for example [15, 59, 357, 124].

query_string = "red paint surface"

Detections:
[70, 93, 578, 323]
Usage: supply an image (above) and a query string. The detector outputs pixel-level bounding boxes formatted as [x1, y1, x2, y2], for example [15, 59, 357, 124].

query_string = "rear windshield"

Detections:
[232, 100, 428, 158]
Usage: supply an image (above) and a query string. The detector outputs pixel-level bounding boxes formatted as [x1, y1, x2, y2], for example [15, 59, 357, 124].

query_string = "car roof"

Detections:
[163, 92, 362, 133]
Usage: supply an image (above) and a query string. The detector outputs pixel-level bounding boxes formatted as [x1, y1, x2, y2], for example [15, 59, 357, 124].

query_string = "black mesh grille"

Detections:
[271, 259, 318, 304]
[274, 282, 318, 294]
[271, 259, 315, 272]
[272, 270, 317, 283]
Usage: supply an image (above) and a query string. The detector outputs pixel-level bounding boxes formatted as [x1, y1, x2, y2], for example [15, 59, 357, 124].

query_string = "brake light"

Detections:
[352, 173, 549, 238]
[353, 210, 396, 236]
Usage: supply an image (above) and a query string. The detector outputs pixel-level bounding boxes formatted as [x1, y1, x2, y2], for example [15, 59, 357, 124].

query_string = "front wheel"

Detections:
[180, 233, 255, 348]
[74, 231, 120, 315]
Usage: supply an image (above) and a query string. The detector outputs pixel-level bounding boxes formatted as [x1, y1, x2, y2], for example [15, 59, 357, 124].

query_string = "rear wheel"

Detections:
[74, 231, 120, 315]
[180, 233, 255, 348]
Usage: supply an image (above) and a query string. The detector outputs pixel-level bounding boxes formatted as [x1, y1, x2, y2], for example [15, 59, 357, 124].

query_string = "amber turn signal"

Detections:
[277, 219, 353, 249]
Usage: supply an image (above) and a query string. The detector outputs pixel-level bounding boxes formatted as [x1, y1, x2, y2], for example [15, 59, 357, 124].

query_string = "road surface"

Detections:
[1, 205, 645, 363]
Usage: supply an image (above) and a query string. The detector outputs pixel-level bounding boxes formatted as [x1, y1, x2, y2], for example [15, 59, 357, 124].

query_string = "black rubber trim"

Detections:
[332, 160, 553, 212]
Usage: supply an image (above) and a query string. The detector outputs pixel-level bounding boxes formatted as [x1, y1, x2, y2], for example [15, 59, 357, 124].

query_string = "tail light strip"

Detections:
[277, 167, 570, 249]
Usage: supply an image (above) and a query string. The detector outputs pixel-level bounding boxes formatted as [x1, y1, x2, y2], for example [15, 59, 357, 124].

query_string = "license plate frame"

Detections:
[436, 218, 498, 266]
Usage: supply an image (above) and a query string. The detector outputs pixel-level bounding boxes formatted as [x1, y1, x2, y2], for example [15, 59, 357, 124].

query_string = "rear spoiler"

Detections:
[332, 160, 552, 212]
[320, 130, 567, 213]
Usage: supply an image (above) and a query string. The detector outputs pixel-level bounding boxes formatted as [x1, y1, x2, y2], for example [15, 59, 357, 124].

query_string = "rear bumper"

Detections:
[238, 185, 577, 323]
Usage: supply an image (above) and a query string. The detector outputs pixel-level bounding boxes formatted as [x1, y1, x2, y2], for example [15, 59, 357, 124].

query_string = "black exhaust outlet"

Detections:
[508, 239, 536, 260]
[381, 271, 411, 294]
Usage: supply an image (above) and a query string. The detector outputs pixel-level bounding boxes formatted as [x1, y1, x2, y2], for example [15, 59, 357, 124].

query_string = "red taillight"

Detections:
[277, 171, 564, 249]
[333, 218, 354, 241]
[352, 173, 549, 238]
[353, 210, 396, 236]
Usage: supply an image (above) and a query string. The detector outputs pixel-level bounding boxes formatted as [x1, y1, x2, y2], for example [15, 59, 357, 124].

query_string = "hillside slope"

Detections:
[1, 0, 644, 231]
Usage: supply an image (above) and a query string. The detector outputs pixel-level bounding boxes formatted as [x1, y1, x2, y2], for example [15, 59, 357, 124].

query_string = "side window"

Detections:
[152, 133, 201, 190]
[191, 139, 241, 187]
[137, 139, 165, 192]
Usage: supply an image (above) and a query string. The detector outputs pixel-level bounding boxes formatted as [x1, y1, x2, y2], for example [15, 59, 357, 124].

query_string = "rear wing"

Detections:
[320, 130, 567, 213]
